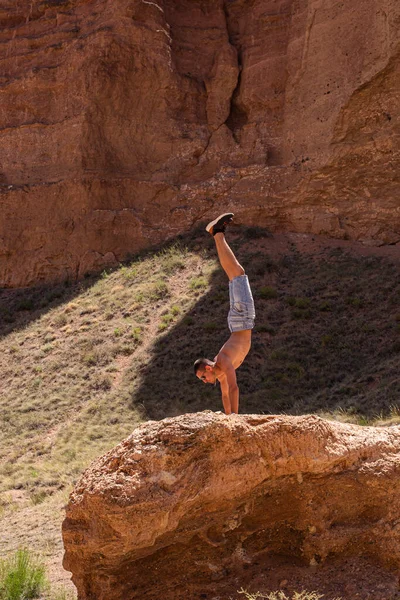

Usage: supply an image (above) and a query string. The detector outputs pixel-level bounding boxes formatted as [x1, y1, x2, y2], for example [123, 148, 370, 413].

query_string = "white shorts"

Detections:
[228, 275, 256, 332]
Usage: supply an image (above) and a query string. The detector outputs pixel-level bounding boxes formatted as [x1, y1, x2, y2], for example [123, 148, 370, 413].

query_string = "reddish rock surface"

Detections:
[62, 412, 400, 599]
[0, 0, 399, 287]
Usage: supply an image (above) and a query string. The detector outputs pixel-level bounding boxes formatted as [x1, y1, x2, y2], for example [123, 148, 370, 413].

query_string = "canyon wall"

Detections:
[62, 412, 400, 600]
[0, 0, 399, 287]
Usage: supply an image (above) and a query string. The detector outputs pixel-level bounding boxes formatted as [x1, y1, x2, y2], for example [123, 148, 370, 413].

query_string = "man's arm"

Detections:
[219, 377, 232, 414]
[218, 357, 239, 414]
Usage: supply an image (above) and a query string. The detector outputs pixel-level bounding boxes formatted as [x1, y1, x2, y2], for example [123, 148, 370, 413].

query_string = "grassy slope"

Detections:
[0, 227, 399, 591]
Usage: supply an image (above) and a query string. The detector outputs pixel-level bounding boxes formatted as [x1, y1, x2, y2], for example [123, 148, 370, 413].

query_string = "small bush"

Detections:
[16, 299, 35, 312]
[189, 276, 207, 290]
[318, 301, 332, 312]
[321, 334, 333, 347]
[157, 244, 187, 275]
[161, 313, 174, 325]
[255, 324, 275, 334]
[170, 305, 181, 316]
[91, 375, 112, 391]
[149, 280, 169, 301]
[258, 286, 278, 300]
[347, 296, 363, 308]
[29, 490, 48, 506]
[82, 353, 97, 367]
[53, 314, 68, 328]
[203, 321, 218, 331]
[0, 548, 46, 600]
[130, 327, 143, 343]
[292, 308, 312, 320]
[294, 298, 311, 309]
[120, 266, 137, 281]
[270, 349, 288, 361]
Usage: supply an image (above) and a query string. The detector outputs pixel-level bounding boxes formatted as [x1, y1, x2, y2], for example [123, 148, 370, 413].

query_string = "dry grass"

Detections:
[237, 591, 341, 600]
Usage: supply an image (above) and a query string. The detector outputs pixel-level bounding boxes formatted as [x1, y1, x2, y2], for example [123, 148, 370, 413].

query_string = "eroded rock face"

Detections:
[0, 0, 399, 286]
[62, 413, 400, 600]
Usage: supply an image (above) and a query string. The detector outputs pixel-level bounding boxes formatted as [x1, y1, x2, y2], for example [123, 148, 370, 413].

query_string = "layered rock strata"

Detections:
[62, 412, 400, 599]
[0, 0, 399, 286]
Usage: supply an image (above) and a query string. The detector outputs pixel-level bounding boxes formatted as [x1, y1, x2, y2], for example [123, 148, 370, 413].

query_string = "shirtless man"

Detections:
[194, 213, 255, 414]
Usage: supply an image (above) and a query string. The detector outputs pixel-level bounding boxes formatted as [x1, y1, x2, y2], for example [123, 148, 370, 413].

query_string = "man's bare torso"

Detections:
[214, 330, 252, 380]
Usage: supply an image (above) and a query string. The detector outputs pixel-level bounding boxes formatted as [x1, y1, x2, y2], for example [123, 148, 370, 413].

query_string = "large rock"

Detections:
[0, 0, 399, 286]
[62, 412, 400, 599]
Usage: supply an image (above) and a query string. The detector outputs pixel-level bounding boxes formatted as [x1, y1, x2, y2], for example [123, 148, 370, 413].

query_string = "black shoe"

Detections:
[205, 213, 234, 236]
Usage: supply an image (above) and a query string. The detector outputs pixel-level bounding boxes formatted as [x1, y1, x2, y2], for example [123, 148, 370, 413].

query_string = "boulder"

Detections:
[62, 412, 400, 599]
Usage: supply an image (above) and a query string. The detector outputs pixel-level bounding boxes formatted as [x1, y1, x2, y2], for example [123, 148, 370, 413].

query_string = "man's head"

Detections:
[194, 358, 216, 384]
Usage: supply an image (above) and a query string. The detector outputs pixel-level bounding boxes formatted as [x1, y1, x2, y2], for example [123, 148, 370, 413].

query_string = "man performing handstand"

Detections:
[194, 213, 255, 415]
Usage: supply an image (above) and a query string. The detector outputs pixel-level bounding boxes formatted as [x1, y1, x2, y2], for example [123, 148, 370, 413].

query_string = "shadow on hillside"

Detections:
[0, 278, 96, 340]
[132, 233, 400, 420]
[0, 230, 203, 341]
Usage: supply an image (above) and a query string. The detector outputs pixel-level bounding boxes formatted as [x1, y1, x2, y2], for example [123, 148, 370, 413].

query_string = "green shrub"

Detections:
[16, 299, 35, 312]
[259, 286, 278, 299]
[29, 490, 48, 506]
[292, 308, 312, 320]
[53, 314, 68, 328]
[0, 549, 46, 600]
[287, 297, 310, 309]
[130, 327, 143, 343]
[158, 243, 187, 275]
[149, 280, 169, 300]
[321, 334, 333, 347]
[203, 321, 218, 331]
[318, 301, 332, 312]
[270, 349, 288, 361]
[170, 305, 181, 316]
[189, 276, 207, 290]
[120, 266, 137, 281]
[255, 324, 275, 334]
[346, 296, 363, 308]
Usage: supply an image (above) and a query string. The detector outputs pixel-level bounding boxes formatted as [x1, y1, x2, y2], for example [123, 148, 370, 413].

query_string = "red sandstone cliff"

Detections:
[0, 0, 399, 287]
[62, 413, 400, 600]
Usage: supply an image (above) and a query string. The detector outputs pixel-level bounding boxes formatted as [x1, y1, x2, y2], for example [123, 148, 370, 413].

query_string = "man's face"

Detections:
[197, 366, 216, 384]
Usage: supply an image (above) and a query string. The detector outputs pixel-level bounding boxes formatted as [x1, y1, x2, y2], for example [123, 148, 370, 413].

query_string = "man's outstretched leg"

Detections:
[206, 211, 255, 338]
[206, 213, 244, 281]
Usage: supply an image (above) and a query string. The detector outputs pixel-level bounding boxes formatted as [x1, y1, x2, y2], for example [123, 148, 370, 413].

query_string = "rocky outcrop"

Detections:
[1, 0, 399, 286]
[62, 412, 400, 600]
